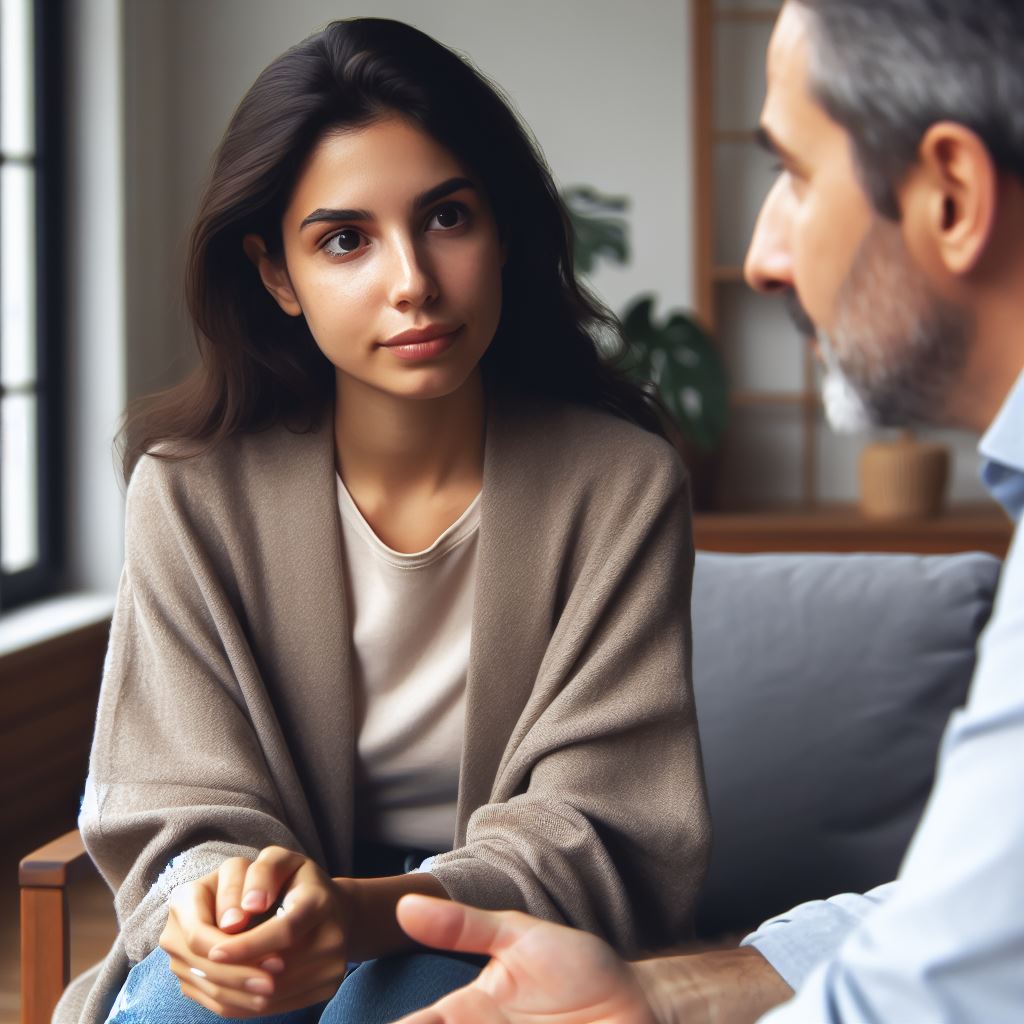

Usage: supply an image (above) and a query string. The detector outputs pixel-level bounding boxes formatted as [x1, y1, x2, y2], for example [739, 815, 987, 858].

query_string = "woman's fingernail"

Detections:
[260, 955, 285, 974]
[220, 908, 246, 928]
[241, 889, 267, 911]
[244, 976, 274, 995]
[190, 967, 208, 979]
[208, 947, 229, 962]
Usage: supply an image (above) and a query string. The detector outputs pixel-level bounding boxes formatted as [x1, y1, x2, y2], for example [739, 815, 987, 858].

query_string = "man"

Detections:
[391, 1, 1024, 1021]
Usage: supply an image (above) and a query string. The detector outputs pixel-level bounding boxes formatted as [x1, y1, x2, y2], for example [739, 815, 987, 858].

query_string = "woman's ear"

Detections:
[242, 234, 303, 317]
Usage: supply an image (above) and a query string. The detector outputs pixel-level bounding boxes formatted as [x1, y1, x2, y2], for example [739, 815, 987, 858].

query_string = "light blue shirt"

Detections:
[744, 369, 1024, 1023]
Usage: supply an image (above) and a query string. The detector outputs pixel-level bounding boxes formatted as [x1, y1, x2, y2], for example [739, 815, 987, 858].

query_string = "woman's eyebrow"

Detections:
[299, 176, 477, 230]
[300, 206, 372, 229]
[414, 176, 476, 210]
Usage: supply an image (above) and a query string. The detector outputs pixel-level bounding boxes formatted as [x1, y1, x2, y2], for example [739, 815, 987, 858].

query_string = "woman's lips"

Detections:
[381, 326, 461, 362]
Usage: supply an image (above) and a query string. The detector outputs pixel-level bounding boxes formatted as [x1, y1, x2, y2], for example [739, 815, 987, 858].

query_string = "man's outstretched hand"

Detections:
[395, 895, 658, 1024]
[395, 896, 794, 1024]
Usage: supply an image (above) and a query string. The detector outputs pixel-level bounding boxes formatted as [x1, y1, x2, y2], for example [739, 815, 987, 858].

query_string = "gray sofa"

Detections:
[690, 549, 1001, 938]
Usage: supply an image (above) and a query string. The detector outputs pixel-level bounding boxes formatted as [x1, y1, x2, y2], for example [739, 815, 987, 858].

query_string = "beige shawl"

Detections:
[61, 396, 709, 1023]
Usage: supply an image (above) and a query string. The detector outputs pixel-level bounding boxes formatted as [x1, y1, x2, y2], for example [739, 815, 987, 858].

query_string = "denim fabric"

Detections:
[105, 947, 483, 1024]
[320, 952, 485, 1024]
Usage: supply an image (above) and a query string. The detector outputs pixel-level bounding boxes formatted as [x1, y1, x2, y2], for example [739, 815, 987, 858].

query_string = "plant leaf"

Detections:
[619, 295, 729, 450]
[562, 185, 632, 273]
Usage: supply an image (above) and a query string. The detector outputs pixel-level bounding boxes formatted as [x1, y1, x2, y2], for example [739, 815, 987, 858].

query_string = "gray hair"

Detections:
[795, 0, 1024, 218]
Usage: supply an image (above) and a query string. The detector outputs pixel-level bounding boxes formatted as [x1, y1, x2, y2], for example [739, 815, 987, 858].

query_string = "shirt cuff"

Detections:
[741, 885, 895, 991]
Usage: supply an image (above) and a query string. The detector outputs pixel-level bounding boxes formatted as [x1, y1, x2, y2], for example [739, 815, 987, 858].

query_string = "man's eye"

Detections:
[427, 203, 468, 230]
[323, 229, 366, 256]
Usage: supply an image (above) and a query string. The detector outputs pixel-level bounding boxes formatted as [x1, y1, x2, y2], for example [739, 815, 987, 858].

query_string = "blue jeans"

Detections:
[105, 947, 484, 1024]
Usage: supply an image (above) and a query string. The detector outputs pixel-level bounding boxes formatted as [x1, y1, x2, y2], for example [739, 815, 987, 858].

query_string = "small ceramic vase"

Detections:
[858, 431, 950, 520]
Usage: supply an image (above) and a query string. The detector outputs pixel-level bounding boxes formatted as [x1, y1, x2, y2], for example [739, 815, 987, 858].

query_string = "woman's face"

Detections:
[248, 116, 504, 402]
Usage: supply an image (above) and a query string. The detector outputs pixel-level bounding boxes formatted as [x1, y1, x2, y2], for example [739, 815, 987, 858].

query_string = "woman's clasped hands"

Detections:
[158, 845, 354, 1018]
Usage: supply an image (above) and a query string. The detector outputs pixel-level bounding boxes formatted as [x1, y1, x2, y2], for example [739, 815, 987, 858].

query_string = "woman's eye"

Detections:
[323, 229, 366, 257]
[427, 203, 467, 231]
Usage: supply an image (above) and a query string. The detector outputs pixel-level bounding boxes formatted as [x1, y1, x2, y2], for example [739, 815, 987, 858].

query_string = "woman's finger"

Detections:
[247, 976, 343, 1017]
[215, 856, 254, 931]
[167, 878, 230, 958]
[185, 923, 339, 1017]
[162, 914, 280, 1000]
[238, 845, 307, 915]
[176, 970, 272, 1019]
[242, 926, 347, 1005]
[164, 936, 278, 997]
[209, 881, 325, 963]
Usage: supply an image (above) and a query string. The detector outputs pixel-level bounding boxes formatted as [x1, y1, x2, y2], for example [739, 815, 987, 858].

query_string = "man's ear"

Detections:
[242, 234, 302, 317]
[905, 122, 997, 276]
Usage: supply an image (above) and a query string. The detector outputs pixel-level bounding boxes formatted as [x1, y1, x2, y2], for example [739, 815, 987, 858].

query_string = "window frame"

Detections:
[0, 0, 66, 610]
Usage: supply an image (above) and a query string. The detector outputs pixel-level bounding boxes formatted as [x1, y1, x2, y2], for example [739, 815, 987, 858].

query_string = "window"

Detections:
[1, 0, 63, 609]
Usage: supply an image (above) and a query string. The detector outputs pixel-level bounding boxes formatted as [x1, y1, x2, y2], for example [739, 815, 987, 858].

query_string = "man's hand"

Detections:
[158, 846, 351, 1018]
[395, 895, 658, 1024]
[395, 897, 794, 1024]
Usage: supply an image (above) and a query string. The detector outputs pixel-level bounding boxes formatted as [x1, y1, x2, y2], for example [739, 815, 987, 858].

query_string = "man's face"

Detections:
[744, 2, 970, 431]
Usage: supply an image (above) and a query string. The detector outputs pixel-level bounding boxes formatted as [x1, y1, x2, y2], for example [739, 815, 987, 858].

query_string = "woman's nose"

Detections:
[388, 237, 439, 310]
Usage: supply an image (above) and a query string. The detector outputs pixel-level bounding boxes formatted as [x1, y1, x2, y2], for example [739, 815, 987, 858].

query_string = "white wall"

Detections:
[64, 0, 126, 593]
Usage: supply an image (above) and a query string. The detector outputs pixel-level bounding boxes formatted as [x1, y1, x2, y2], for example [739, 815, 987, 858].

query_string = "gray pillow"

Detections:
[691, 550, 1000, 938]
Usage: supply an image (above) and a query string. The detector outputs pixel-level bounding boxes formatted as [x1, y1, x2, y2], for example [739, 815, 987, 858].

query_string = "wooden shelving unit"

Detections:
[694, 0, 823, 508]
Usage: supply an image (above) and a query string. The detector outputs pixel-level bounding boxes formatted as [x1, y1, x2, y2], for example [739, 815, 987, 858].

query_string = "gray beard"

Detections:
[817, 333, 874, 434]
[819, 219, 972, 432]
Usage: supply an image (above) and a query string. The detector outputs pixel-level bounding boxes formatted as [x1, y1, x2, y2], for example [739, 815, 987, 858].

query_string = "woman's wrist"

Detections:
[333, 871, 449, 963]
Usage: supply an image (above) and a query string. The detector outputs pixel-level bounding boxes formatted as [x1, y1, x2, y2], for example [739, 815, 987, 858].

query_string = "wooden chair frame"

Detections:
[19, 830, 92, 1024]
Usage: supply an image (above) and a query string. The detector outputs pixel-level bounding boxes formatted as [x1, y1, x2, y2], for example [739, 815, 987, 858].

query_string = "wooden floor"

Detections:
[2, 856, 118, 1024]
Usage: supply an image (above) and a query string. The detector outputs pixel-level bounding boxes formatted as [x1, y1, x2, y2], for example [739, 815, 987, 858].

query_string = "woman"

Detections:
[65, 17, 709, 1024]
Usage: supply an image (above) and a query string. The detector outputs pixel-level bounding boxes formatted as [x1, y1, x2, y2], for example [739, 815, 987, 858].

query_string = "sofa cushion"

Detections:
[692, 550, 1001, 938]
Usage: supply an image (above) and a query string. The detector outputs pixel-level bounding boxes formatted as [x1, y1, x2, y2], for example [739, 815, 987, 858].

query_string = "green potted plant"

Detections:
[563, 186, 729, 509]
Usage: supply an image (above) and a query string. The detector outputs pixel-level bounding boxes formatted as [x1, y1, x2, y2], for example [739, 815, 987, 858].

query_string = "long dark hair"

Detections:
[119, 17, 670, 480]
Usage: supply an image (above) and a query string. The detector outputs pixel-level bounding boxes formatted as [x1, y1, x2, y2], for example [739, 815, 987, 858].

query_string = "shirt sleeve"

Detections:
[756, 524, 1024, 1023]
[741, 883, 896, 991]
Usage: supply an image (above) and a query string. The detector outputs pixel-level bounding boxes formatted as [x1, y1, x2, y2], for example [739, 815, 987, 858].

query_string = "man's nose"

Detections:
[744, 179, 794, 295]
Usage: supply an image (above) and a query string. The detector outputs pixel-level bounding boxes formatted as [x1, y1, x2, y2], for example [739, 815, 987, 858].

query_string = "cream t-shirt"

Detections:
[337, 475, 480, 852]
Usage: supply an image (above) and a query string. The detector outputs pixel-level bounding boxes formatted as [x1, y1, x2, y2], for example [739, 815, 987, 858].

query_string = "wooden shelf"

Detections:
[694, 502, 1013, 558]
[731, 390, 818, 409]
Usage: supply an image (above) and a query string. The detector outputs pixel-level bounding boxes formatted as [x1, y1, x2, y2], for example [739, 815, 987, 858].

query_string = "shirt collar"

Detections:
[979, 369, 1024, 521]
